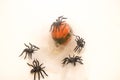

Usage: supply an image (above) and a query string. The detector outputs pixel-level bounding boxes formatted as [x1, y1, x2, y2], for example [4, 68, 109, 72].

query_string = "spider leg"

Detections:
[57, 16, 62, 21]
[60, 16, 67, 21]
[74, 35, 80, 41]
[27, 63, 34, 67]
[62, 17, 67, 21]
[77, 57, 83, 64]
[30, 44, 39, 50]
[38, 72, 40, 80]
[50, 22, 56, 32]
[40, 63, 43, 67]
[42, 70, 48, 76]
[73, 62, 76, 66]
[74, 46, 77, 52]
[62, 58, 68, 64]
[73, 55, 75, 58]
[36, 59, 39, 64]
[33, 49, 38, 51]
[33, 60, 37, 67]
[78, 60, 83, 64]
[34, 45, 39, 50]
[19, 50, 25, 57]
[68, 54, 71, 58]
[34, 72, 36, 80]
[42, 67, 45, 70]
[75, 56, 81, 59]
[24, 52, 27, 59]
[40, 72, 44, 78]
[56, 25, 60, 32]
[29, 43, 39, 50]
[35, 59, 40, 67]
[62, 60, 67, 64]
[50, 24, 53, 32]
[83, 41, 85, 45]
[75, 38, 78, 42]
[66, 61, 69, 64]
[24, 43, 29, 48]
[61, 23, 66, 32]
[80, 58, 83, 61]
[77, 56, 82, 60]
[74, 46, 79, 52]
[76, 36, 80, 40]
[33, 48, 39, 52]
[58, 16, 63, 19]
[78, 47, 82, 53]
[29, 42, 33, 49]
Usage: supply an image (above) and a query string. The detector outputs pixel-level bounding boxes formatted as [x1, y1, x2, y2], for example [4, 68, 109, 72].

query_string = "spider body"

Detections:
[27, 59, 48, 80]
[74, 36, 85, 53]
[62, 55, 83, 66]
[50, 16, 72, 45]
[19, 43, 39, 59]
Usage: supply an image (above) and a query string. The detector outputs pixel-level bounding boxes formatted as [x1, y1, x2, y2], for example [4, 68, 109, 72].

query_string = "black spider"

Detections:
[62, 55, 83, 66]
[27, 59, 48, 80]
[19, 43, 39, 59]
[50, 16, 67, 31]
[74, 35, 85, 53]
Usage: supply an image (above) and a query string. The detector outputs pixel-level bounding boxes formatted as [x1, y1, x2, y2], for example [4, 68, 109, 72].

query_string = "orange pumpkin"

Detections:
[50, 16, 72, 45]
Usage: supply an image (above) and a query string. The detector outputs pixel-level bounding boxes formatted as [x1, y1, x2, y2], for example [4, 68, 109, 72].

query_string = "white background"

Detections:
[0, 0, 120, 80]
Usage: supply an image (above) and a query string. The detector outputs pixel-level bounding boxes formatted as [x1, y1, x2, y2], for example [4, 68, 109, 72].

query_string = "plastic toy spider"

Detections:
[50, 16, 67, 31]
[74, 35, 85, 53]
[27, 59, 48, 80]
[62, 55, 83, 66]
[50, 16, 72, 45]
[19, 43, 39, 59]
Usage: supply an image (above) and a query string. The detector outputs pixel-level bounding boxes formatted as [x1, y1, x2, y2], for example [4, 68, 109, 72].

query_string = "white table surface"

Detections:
[0, 0, 120, 80]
